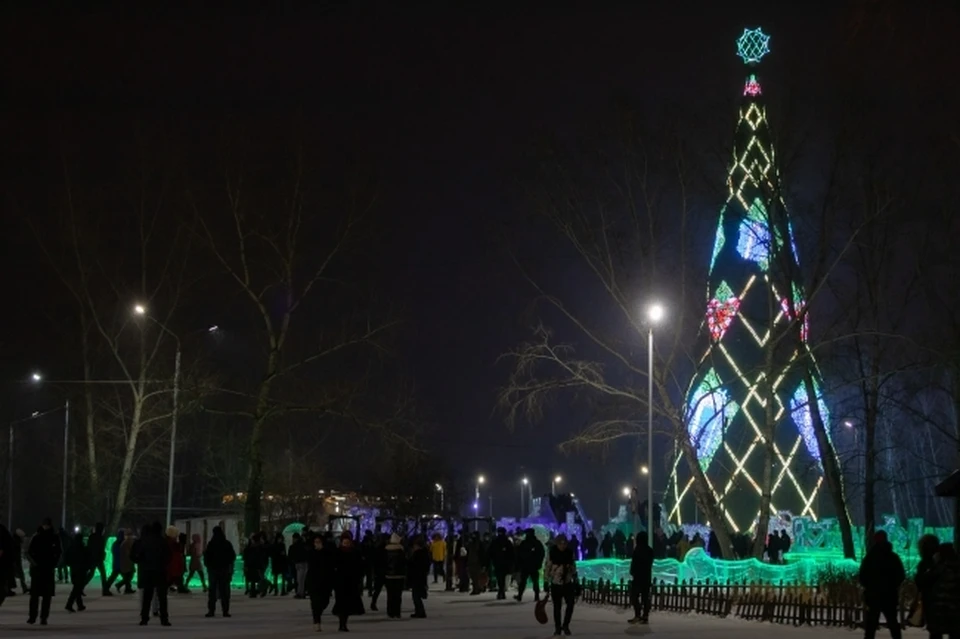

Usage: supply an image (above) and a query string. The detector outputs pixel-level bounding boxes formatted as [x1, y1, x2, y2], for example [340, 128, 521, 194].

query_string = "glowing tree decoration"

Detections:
[667, 28, 833, 532]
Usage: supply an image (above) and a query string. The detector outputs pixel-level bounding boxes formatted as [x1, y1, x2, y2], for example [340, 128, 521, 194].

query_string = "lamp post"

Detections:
[646, 303, 664, 548]
[24, 374, 71, 528]
[474, 475, 485, 531]
[521, 477, 529, 519]
[8, 405, 63, 526]
[435, 483, 444, 512]
[552, 475, 562, 495]
[134, 304, 181, 526]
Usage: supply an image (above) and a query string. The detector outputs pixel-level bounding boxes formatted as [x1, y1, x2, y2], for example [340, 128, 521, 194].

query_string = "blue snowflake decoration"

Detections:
[736, 28, 771, 65]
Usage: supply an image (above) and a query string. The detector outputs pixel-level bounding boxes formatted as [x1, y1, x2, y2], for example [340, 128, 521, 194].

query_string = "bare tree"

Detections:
[196, 131, 406, 534]
[498, 114, 740, 557]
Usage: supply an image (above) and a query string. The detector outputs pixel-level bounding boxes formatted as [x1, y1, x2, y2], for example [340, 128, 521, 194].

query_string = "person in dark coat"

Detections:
[383, 533, 407, 619]
[859, 530, 905, 639]
[307, 534, 335, 630]
[202, 525, 236, 618]
[27, 518, 62, 625]
[332, 531, 365, 632]
[269, 532, 288, 596]
[600, 532, 613, 559]
[407, 536, 430, 618]
[488, 527, 516, 600]
[55, 526, 70, 583]
[64, 532, 90, 612]
[584, 532, 599, 561]
[287, 532, 308, 598]
[628, 533, 654, 624]
[544, 534, 578, 636]
[84, 522, 110, 596]
[0, 524, 15, 608]
[919, 543, 960, 639]
[369, 533, 388, 610]
[133, 522, 171, 626]
[514, 528, 545, 602]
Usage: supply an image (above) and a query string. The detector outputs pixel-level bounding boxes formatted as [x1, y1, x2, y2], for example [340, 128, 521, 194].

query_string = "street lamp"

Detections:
[435, 483, 444, 512]
[133, 304, 181, 526]
[640, 466, 649, 475]
[31, 372, 42, 382]
[520, 477, 530, 519]
[645, 302, 665, 548]
[552, 475, 562, 494]
[20, 375, 70, 528]
[8, 405, 63, 526]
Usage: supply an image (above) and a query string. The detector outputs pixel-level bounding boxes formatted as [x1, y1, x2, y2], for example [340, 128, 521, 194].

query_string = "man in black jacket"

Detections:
[407, 536, 430, 618]
[27, 518, 62, 625]
[859, 530, 905, 639]
[628, 534, 654, 624]
[383, 533, 407, 619]
[134, 522, 171, 627]
[488, 527, 515, 600]
[514, 528, 545, 602]
[85, 522, 111, 596]
[203, 526, 236, 618]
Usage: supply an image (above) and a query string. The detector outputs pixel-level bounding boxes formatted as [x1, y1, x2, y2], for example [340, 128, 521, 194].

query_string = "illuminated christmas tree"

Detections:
[666, 28, 830, 532]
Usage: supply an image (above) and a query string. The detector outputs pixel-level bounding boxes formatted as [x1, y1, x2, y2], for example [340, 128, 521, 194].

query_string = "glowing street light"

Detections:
[520, 477, 529, 518]
[31, 372, 42, 382]
[552, 475, 562, 494]
[644, 301, 665, 549]
[623, 486, 632, 497]
[435, 483, 444, 511]
[133, 304, 146, 316]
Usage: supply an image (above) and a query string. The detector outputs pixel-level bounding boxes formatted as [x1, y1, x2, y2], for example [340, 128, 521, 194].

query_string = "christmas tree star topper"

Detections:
[736, 27, 771, 65]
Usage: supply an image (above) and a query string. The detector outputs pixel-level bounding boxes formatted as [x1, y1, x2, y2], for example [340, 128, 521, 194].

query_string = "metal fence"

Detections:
[579, 578, 918, 629]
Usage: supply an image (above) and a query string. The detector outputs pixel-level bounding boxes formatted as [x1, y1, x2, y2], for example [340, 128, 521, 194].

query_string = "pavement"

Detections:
[0, 584, 925, 637]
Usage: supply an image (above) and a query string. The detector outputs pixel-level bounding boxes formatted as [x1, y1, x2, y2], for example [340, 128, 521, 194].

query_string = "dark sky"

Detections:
[3, 2, 956, 521]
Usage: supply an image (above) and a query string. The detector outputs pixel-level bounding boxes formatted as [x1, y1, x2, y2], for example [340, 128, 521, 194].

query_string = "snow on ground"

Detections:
[0, 585, 924, 638]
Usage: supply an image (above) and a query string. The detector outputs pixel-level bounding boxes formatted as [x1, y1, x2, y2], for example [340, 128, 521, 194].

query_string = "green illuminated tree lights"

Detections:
[736, 28, 771, 65]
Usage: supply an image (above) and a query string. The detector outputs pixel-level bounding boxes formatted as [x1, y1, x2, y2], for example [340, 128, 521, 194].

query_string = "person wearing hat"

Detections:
[859, 530, 905, 639]
[332, 530, 365, 631]
[383, 533, 407, 619]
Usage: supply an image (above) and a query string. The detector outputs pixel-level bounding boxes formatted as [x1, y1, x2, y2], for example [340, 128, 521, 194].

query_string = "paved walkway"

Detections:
[0, 585, 921, 637]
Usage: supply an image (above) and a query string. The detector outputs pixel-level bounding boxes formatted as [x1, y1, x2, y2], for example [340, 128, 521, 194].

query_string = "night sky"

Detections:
[3, 2, 957, 523]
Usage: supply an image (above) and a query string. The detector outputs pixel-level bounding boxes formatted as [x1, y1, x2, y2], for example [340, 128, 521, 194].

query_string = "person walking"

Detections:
[544, 533, 578, 637]
[919, 543, 960, 639]
[332, 530, 365, 632]
[165, 526, 186, 598]
[27, 518, 62, 626]
[514, 528, 545, 602]
[114, 529, 136, 594]
[859, 530, 905, 639]
[269, 532, 288, 596]
[55, 527, 70, 584]
[64, 532, 90, 612]
[429, 532, 446, 585]
[288, 532, 309, 599]
[0, 524, 15, 608]
[203, 525, 236, 618]
[408, 536, 430, 618]
[133, 522, 171, 627]
[307, 534, 334, 631]
[369, 533, 388, 610]
[488, 527, 515, 600]
[383, 533, 406, 619]
[84, 522, 110, 596]
[186, 533, 208, 592]
[628, 532, 654, 624]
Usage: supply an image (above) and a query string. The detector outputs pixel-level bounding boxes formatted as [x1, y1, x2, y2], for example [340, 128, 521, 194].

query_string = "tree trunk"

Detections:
[243, 344, 280, 535]
[802, 370, 857, 559]
[863, 350, 880, 549]
[80, 311, 101, 506]
[107, 399, 144, 532]
[680, 435, 735, 558]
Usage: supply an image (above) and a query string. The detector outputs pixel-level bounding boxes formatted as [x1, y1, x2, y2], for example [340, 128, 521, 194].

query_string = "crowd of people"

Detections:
[2, 517, 958, 637]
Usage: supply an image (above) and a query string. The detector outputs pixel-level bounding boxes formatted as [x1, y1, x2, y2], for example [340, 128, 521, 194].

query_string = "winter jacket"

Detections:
[269, 540, 288, 574]
[306, 545, 334, 594]
[28, 526, 62, 571]
[630, 540, 654, 587]
[65, 536, 90, 584]
[87, 527, 107, 563]
[430, 539, 446, 562]
[384, 536, 407, 580]
[544, 545, 578, 586]
[332, 545, 365, 617]
[516, 533, 546, 572]
[408, 546, 431, 590]
[288, 538, 308, 565]
[203, 528, 237, 572]
[488, 533, 515, 569]
[924, 558, 960, 635]
[166, 536, 185, 585]
[858, 541, 905, 606]
[133, 530, 171, 577]
[584, 535, 599, 560]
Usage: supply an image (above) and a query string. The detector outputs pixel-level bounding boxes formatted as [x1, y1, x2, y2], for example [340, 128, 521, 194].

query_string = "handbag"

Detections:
[535, 593, 550, 624]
